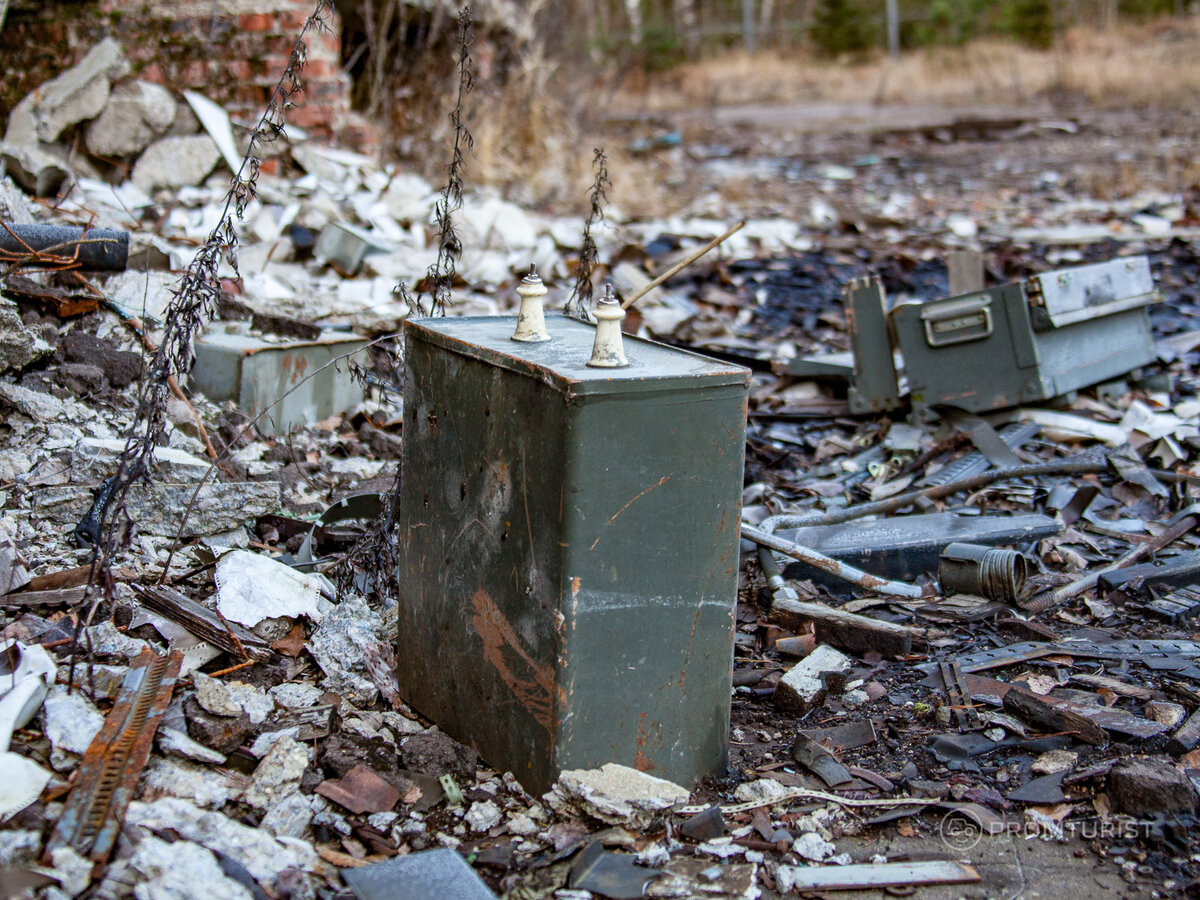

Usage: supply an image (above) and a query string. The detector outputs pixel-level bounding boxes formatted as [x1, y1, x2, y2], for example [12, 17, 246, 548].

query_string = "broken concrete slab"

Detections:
[33, 480, 281, 538]
[308, 594, 385, 707]
[774, 645, 853, 716]
[0, 298, 51, 374]
[131, 135, 220, 193]
[32, 37, 130, 142]
[554, 763, 689, 828]
[124, 796, 318, 882]
[0, 92, 71, 196]
[85, 80, 177, 157]
[127, 834, 258, 900]
[237, 735, 309, 811]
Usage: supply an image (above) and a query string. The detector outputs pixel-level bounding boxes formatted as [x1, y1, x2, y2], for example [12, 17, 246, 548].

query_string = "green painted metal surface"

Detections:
[893, 257, 1158, 415]
[395, 315, 750, 793]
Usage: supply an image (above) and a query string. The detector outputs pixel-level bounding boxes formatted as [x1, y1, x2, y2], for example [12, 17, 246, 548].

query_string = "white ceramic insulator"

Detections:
[512, 271, 550, 343]
[587, 297, 629, 368]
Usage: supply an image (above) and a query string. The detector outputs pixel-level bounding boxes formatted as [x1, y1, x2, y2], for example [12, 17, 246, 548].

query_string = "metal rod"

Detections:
[622, 220, 746, 310]
[743, 523, 924, 598]
[1021, 509, 1200, 613]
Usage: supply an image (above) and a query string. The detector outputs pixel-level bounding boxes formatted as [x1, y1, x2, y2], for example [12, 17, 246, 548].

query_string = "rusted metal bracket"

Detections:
[938, 658, 981, 732]
[44, 648, 182, 870]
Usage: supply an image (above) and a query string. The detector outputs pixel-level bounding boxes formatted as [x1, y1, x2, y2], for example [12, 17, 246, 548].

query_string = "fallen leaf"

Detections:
[272, 621, 306, 657]
[896, 821, 917, 837]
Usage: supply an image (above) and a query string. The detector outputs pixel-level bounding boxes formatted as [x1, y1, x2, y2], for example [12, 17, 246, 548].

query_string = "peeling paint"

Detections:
[471, 589, 562, 732]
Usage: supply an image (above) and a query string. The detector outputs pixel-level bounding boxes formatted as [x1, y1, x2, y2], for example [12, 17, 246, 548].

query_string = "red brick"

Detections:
[239, 12, 275, 32]
[138, 62, 164, 84]
[287, 105, 331, 128]
[224, 59, 253, 81]
[258, 158, 280, 176]
[278, 9, 311, 31]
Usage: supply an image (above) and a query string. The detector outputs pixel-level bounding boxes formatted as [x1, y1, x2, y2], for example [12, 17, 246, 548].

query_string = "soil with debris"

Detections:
[3, 40, 1200, 900]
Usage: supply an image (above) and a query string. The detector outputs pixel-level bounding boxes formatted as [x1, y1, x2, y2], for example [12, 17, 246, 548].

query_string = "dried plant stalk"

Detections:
[409, 5, 475, 318]
[70, 0, 337, 681]
[566, 147, 611, 319]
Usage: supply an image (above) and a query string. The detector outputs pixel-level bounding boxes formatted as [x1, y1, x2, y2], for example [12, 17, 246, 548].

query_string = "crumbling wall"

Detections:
[1, 0, 355, 141]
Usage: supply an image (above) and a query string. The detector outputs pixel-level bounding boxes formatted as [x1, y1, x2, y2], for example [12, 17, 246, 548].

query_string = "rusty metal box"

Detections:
[190, 329, 367, 435]
[891, 256, 1159, 414]
[395, 315, 750, 793]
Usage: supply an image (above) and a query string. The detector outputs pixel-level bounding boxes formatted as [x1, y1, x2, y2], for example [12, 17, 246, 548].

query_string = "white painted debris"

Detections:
[183, 91, 240, 175]
[215, 550, 329, 629]
[554, 763, 689, 828]
[269, 682, 325, 709]
[0, 641, 56, 820]
[142, 758, 233, 809]
[466, 800, 503, 832]
[157, 727, 227, 766]
[125, 797, 318, 882]
[774, 645, 852, 716]
[733, 778, 792, 805]
[128, 835, 254, 900]
[42, 683, 104, 757]
[792, 831, 839, 862]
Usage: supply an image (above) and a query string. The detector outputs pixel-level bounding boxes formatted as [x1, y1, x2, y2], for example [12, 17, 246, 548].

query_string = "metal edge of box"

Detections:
[403, 316, 752, 397]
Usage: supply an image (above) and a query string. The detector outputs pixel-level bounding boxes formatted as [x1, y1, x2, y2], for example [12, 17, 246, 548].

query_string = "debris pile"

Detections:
[4, 28, 1200, 900]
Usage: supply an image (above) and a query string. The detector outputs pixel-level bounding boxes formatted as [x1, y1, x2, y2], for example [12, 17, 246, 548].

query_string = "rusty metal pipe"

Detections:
[743, 523, 924, 599]
[0, 223, 129, 269]
[1021, 507, 1200, 613]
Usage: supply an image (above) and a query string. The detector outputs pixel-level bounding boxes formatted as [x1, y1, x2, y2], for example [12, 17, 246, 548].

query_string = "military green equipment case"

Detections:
[396, 315, 750, 793]
[892, 257, 1159, 415]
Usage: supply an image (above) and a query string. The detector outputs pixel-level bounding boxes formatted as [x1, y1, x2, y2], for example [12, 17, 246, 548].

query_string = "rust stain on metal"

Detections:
[634, 712, 657, 772]
[44, 648, 181, 869]
[471, 589, 562, 732]
[590, 475, 671, 550]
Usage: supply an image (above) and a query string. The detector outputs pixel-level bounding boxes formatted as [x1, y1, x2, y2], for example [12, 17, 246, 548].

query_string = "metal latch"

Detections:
[920, 296, 992, 347]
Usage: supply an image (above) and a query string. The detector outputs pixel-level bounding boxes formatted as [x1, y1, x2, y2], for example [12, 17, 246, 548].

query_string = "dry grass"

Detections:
[615, 17, 1200, 111]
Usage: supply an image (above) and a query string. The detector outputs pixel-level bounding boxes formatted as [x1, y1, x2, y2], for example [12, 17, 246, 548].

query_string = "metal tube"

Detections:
[743, 523, 924, 599]
[0, 223, 129, 270]
[938, 542, 1029, 603]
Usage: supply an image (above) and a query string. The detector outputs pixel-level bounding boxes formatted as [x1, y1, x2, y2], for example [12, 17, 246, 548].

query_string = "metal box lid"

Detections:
[1028, 256, 1156, 329]
[405, 315, 751, 397]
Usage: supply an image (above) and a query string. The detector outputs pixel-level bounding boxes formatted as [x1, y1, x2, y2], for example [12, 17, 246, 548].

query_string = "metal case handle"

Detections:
[921, 296, 993, 347]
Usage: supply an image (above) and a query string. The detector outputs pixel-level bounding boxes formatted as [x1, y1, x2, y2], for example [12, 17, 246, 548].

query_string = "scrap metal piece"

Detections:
[188, 329, 368, 436]
[776, 512, 1060, 587]
[946, 639, 1200, 673]
[920, 421, 1038, 488]
[939, 658, 982, 732]
[341, 848, 497, 900]
[1099, 553, 1200, 595]
[894, 257, 1159, 415]
[791, 733, 853, 787]
[845, 276, 902, 414]
[780, 860, 979, 892]
[44, 648, 182, 867]
[769, 596, 916, 658]
[938, 542, 1030, 603]
[397, 316, 749, 793]
[568, 841, 660, 899]
[132, 584, 270, 661]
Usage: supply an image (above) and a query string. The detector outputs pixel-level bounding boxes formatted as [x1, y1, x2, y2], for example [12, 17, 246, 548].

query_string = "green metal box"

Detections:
[395, 315, 750, 793]
[892, 257, 1158, 415]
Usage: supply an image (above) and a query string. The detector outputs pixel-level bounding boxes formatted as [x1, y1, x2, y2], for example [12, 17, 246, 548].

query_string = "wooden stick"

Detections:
[621, 220, 746, 310]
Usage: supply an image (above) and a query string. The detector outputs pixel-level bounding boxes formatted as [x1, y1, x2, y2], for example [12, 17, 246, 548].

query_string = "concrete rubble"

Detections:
[1, 25, 1200, 900]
